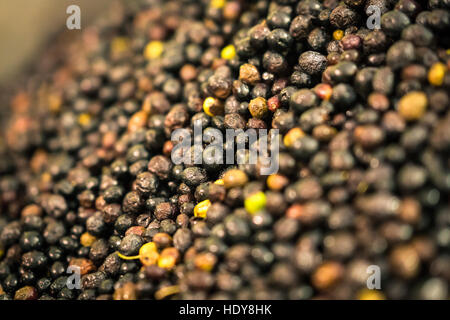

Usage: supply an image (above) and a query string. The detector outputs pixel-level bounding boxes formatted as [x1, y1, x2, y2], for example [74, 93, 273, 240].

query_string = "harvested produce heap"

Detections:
[0, 0, 449, 300]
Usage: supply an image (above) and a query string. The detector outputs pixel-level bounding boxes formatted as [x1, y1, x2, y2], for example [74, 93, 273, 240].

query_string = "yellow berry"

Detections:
[80, 232, 97, 247]
[244, 191, 267, 214]
[358, 289, 386, 300]
[428, 62, 447, 86]
[194, 199, 211, 219]
[221, 44, 236, 60]
[144, 41, 164, 60]
[139, 242, 159, 266]
[78, 113, 91, 127]
[333, 29, 344, 41]
[139, 242, 157, 255]
[283, 128, 305, 147]
[203, 97, 223, 117]
[211, 0, 226, 9]
[203, 97, 215, 116]
[157, 247, 179, 269]
[214, 179, 224, 185]
[398, 91, 428, 121]
[117, 242, 159, 264]
[157, 255, 176, 269]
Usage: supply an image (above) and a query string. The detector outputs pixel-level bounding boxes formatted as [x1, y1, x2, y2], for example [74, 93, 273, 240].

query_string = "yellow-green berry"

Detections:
[221, 44, 236, 60]
[244, 191, 267, 214]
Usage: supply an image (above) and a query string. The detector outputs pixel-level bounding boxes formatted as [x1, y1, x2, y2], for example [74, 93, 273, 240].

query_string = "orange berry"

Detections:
[80, 232, 97, 247]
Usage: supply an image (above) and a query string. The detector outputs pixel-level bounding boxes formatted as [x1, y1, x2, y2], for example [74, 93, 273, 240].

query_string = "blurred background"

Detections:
[0, 0, 110, 86]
